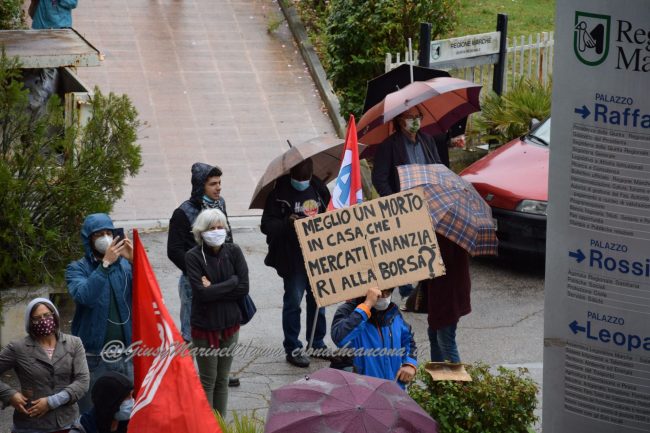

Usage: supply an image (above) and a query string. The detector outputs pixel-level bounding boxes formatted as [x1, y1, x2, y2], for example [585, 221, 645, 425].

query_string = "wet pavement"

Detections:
[72, 0, 337, 223]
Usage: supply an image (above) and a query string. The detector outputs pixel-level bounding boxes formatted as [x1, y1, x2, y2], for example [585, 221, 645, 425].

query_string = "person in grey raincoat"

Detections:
[0, 297, 89, 432]
[66, 213, 133, 413]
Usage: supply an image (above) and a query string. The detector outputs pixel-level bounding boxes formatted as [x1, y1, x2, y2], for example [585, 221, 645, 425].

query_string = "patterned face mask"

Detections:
[30, 315, 56, 337]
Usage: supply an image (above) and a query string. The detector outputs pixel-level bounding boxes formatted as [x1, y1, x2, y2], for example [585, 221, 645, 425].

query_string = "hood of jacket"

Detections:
[81, 213, 115, 262]
[24, 297, 60, 334]
[190, 162, 220, 203]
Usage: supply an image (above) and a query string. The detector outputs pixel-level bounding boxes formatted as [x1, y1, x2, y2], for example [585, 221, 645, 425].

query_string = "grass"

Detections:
[450, 0, 556, 39]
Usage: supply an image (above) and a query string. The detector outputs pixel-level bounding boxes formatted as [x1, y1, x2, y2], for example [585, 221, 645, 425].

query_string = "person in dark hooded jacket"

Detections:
[66, 213, 133, 413]
[78, 372, 133, 433]
[167, 163, 233, 343]
[167, 163, 239, 388]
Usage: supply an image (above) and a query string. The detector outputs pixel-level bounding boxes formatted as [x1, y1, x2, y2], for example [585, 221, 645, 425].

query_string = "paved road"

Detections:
[72, 0, 337, 223]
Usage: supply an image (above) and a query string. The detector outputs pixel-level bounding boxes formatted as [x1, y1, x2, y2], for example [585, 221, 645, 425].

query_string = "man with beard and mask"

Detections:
[75, 372, 134, 433]
[0, 298, 89, 433]
[331, 287, 417, 389]
[66, 213, 133, 413]
[167, 163, 239, 387]
[371, 105, 472, 365]
[371, 105, 445, 302]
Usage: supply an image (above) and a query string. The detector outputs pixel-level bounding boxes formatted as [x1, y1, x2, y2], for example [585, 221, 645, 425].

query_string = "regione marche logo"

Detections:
[574, 11, 610, 66]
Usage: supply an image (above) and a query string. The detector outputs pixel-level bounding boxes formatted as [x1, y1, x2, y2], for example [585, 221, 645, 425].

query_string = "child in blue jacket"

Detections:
[331, 287, 417, 388]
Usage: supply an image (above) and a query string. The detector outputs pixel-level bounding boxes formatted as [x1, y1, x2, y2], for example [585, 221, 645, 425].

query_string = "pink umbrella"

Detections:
[357, 77, 481, 146]
[265, 368, 438, 433]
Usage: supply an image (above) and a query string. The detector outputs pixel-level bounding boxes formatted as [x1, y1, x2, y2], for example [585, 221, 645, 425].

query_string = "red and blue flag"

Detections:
[328, 115, 363, 210]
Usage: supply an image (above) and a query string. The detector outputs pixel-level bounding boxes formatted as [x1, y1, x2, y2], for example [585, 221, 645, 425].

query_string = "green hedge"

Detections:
[409, 362, 539, 433]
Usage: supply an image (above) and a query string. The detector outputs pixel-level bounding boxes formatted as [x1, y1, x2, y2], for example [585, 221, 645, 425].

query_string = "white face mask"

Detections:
[375, 296, 391, 311]
[201, 229, 227, 247]
[404, 118, 421, 134]
[93, 234, 113, 254]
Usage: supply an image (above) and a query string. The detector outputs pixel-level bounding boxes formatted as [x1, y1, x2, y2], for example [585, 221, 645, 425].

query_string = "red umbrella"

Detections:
[357, 77, 481, 146]
[264, 368, 438, 433]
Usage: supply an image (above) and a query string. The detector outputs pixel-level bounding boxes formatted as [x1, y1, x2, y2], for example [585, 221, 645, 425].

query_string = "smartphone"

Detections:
[113, 228, 125, 240]
[24, 400, 33, 409]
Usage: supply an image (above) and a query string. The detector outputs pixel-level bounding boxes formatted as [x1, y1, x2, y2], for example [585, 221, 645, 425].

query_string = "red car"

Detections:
[460, 118, 550, 256]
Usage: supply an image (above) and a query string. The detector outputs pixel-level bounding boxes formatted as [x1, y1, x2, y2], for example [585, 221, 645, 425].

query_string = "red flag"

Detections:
[128, 230, 221, 433]
[328, 114, 363, 210]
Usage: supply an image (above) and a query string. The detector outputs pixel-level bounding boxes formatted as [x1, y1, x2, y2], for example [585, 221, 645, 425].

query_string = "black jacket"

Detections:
[260, 174, 330, 279]
[371, 130, 443, 197]
[184, 242, 249, 331]
[167, 162, 232, 274]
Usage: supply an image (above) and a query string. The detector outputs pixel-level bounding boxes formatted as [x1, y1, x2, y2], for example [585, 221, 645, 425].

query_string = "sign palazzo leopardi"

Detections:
[296, 187, 445, 307]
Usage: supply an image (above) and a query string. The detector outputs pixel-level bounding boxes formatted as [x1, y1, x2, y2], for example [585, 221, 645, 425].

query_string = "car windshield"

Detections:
[526, 118, 551, 147]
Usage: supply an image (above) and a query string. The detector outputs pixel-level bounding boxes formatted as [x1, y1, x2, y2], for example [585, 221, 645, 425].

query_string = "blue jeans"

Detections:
[78, 353, 134, 413]
[282, 271, 326, 354]
[428, 324, 460, 363]
[179, 274, 192, 342]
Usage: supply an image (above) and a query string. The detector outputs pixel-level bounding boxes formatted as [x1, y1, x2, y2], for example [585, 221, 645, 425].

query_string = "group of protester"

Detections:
[1, 2, 475, 432]
[0, 79, 470, 433]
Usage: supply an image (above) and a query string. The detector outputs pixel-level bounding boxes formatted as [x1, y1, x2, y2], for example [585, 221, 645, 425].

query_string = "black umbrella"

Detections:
[362, 64, 450, 113]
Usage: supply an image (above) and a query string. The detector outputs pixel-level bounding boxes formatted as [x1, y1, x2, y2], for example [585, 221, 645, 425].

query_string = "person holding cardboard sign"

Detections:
[261, 158, 331, 368]
[331, 287, 417, 388]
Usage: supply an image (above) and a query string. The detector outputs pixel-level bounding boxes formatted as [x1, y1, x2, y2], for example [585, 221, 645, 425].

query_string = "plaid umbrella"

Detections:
[265, 368, 438, 433]
[398, 164, 498, 256]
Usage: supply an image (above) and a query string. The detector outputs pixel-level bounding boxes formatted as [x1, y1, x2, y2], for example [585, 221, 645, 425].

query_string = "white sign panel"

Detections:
[430, 31, 500, 63]
[545, 1, 650, 432]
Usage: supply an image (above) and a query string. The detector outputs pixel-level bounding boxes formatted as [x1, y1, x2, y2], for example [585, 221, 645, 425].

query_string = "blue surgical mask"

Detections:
[291, 178, 311, 192]
[114, 397, 134, 421]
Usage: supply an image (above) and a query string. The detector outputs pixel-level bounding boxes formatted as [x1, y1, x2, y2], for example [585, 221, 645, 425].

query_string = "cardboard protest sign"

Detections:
[296, 187, 445, 307]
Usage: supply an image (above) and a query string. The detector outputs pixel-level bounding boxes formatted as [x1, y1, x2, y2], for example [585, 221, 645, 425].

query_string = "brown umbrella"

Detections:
[248, 136, 365, 209]
[357, 77, 482, 146]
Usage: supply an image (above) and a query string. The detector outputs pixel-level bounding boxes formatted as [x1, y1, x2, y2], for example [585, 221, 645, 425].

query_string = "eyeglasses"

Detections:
[30, 312, 53, 324]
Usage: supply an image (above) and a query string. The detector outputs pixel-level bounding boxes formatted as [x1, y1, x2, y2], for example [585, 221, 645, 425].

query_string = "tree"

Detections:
[325, 0, 459, 118]
[0, 53, 142, 288]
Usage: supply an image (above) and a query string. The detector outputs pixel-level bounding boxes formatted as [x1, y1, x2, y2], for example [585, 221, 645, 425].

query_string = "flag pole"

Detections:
[408, 38, 414, 83]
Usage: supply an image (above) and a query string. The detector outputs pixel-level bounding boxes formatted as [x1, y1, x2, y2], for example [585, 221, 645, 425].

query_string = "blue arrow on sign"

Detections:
[569, 320, 586, 334]
[574, 105, 591, 119]
[569, 249, 586, 263]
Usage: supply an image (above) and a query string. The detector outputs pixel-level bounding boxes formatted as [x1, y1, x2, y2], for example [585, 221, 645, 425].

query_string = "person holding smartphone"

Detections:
[65, 213, 133, 413]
